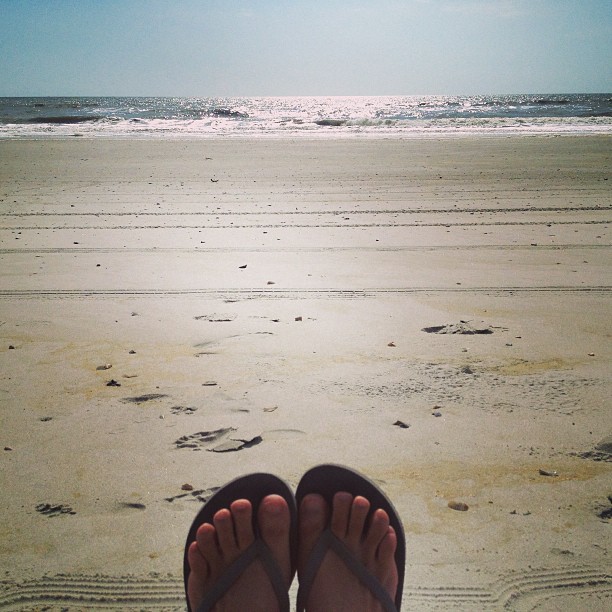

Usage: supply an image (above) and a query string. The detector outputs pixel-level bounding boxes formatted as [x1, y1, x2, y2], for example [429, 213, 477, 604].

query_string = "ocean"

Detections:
[1, 94, 611, 138]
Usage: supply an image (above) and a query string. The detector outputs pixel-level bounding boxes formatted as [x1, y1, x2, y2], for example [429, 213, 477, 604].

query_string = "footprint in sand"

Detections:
[174, 428, 263, 452]
[170, 405, 199, 415]
[36, 503, 76, 517]
[165, 486, 221, 505]
[175, 428, 235, 449]
[194, 313, 236, 322]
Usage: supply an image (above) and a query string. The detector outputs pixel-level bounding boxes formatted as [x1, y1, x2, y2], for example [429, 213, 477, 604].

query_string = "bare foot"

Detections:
[187, 494, 293, 612]
[298, 492, 398, 612]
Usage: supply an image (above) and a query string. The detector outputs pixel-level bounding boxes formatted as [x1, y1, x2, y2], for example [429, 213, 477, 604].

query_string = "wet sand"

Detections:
[0, 136, 611, 610]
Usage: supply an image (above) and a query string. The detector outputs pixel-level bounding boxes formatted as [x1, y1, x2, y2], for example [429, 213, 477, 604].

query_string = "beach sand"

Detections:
[0, 136, 610, 610]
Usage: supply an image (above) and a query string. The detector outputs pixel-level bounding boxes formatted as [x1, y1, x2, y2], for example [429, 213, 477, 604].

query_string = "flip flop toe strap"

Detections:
[297, 528, 398, 612]
[197, 539, 290, 612]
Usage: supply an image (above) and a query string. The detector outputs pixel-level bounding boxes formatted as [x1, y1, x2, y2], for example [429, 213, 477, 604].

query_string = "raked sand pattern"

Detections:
[0, 136, 610, 610]
[0, 565, 610, 611]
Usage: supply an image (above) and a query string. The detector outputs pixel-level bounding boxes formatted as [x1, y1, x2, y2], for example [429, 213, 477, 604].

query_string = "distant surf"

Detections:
[0, 94, 610, 138]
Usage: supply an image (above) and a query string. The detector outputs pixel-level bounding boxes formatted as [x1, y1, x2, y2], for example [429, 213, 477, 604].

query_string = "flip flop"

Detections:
[183, 473, 297, 612]
[295, 464, 406, 612]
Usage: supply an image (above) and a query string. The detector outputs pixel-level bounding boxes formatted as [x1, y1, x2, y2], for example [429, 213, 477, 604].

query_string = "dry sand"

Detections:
[0, 136, 610, 610]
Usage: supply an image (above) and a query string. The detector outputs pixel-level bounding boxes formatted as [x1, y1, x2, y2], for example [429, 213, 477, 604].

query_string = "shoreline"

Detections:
[2, 128, 612, 141]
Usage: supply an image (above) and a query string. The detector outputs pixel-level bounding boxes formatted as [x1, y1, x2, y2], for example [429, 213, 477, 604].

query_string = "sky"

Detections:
[0, 0, 611, 96]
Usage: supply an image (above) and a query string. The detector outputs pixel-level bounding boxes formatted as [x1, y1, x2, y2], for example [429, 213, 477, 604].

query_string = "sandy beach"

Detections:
[0, 135, 610, 610]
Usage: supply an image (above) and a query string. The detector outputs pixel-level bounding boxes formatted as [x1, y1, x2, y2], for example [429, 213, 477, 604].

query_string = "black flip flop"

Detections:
[183, 473, 297, 612]
[296, 464, 406, 612]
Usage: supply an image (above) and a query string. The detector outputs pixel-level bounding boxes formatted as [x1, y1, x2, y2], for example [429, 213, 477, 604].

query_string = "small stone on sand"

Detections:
[448, 501, 469, 511]
[539, 469, 559, 477]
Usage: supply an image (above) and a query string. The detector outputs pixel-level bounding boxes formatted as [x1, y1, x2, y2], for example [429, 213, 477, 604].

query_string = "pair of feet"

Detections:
[187, 490, 399, 611]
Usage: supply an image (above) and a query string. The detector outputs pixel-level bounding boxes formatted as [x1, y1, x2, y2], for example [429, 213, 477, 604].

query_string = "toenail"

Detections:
[264, 500, 283, 515]
[303, 495, 324, 513]
[334, 491, 353, 505]
[232, 499, 250, 512]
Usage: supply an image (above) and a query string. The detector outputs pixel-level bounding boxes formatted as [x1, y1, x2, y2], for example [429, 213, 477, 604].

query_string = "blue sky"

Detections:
[1, 0, 610, 95]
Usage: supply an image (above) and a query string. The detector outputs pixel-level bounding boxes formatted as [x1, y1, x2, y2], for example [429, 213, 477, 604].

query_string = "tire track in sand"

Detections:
[0, 244, 609, 254]
[4, 220, 610, 230]
[1, 205, 609, 216]
[0, 287, 609, 300]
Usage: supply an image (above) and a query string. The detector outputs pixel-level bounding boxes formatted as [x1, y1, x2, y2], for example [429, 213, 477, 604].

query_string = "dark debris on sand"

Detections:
[121, 393, 168, 404]
[422, 321, 493, 335]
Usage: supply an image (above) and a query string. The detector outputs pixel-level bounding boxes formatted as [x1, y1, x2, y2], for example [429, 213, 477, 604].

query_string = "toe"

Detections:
[259, 495, 290, 542]
[298, 493, 328, 573]
[363, 508, 390, 559]
[230, 499, 255, 550]
[377, 525, 397, 564]
[330, 492, 353, 539]
[213, 508, 239, 558]
[195, 522, 220, 567]
[346, 496, 370, 546]
[187, 532, 212, 611]
[259, 494, 293, 585]
[377, 526, 399, 598]
[187, 540, 209, 579]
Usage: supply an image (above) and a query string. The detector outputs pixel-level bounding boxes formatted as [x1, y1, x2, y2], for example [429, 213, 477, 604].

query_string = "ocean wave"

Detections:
[445, 97, 573, 109]
[26, 115, 104, 124]
[26, 100, 101, 109]
[534, 98, 570, 105]
[315, 119, 347, 126]
[207, 108, 248, 118]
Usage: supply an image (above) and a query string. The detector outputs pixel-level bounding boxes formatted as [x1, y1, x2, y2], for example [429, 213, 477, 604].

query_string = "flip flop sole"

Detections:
[296, 464, 406, 610]
[183, 472, 297, 611]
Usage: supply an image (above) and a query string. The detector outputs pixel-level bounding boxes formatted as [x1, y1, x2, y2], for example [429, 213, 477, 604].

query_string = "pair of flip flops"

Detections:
[184, 464, 406, 612]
